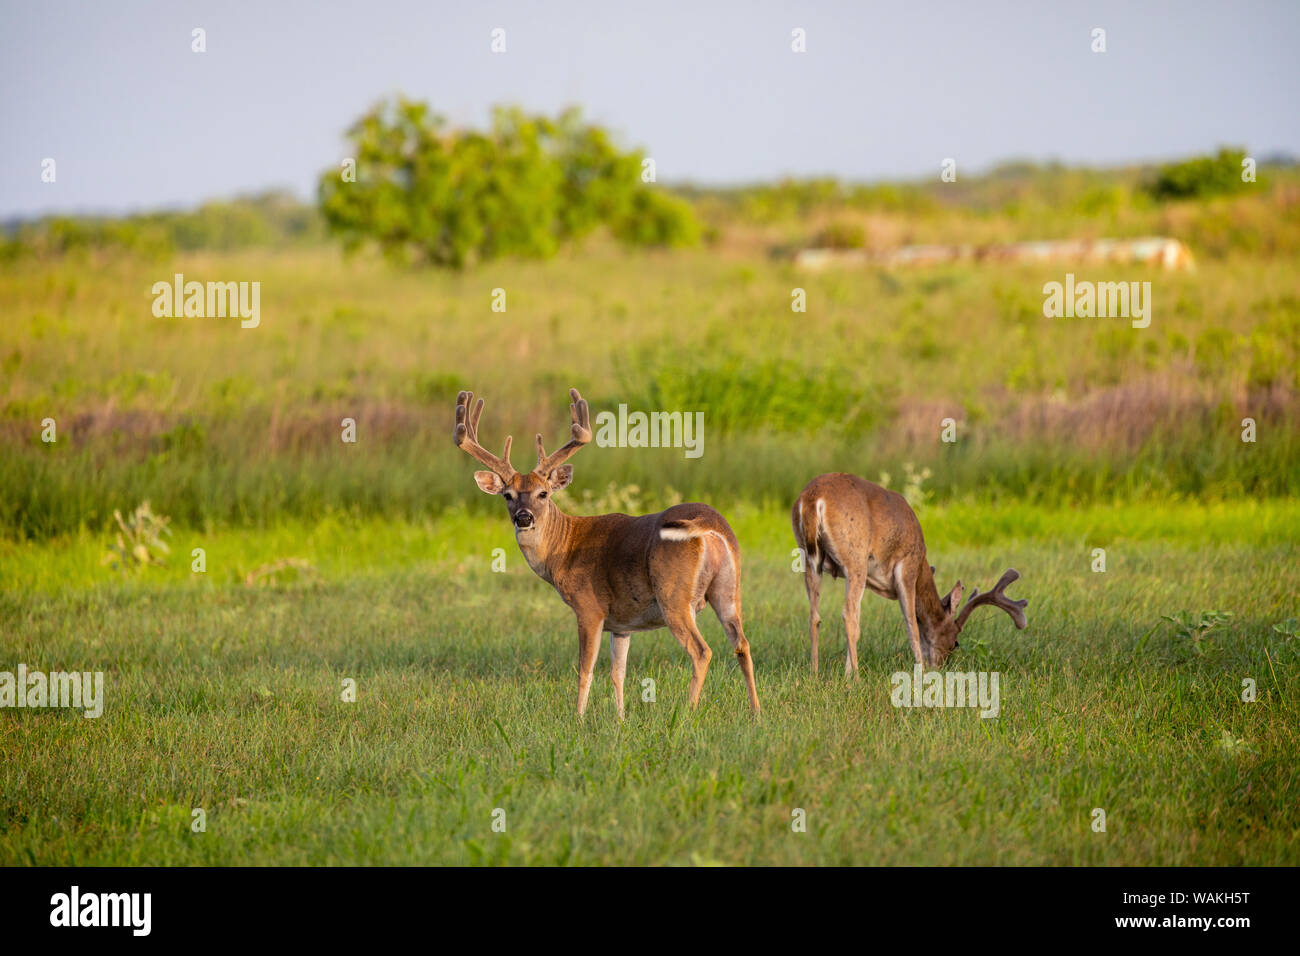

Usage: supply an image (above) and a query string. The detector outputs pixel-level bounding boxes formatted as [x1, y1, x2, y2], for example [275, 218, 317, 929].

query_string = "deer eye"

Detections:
[503, 492, 515, 501]
[538, 491, 548, 499]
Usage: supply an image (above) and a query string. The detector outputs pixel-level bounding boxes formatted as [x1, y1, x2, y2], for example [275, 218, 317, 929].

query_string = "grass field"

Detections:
[4, 211, 1300, 539]
[3, 499, 1297, 865]
[3, 171, 1299, 865]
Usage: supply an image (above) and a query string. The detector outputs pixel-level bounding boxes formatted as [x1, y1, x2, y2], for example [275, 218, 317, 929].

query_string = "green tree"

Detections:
[1147, 147, 1250, 200]
[318, 99, 697, 268]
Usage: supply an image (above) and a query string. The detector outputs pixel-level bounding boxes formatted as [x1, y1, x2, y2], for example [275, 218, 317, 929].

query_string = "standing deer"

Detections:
[454, 387, 760, 717]
[792, 473, 1028, 673]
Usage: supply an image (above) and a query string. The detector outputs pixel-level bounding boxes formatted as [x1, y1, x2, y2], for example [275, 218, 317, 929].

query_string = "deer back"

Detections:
[793, 473, 927, 587]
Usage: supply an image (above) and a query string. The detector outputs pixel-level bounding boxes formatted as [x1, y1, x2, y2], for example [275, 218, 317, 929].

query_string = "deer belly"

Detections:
[865, 558, 897, 599]
[603, 613, 665, 634]
[605, 602, 667, 633]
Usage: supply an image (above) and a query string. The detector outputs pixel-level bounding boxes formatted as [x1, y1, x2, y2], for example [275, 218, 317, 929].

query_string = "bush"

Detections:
[1146, 148, 1251, 200]
[317, 100, 699, 267]
[608, 189, 700, 247]
[815, 219, 867, 249]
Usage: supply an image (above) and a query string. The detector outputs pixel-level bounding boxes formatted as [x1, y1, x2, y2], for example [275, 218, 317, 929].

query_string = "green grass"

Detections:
[3, 241, 1299, 537]
[3, 501, 1297, 865]
[3, 181, 1299, 864]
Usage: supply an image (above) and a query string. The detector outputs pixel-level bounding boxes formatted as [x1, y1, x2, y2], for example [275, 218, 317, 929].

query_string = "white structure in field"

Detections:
[795, 237, 1194, 271]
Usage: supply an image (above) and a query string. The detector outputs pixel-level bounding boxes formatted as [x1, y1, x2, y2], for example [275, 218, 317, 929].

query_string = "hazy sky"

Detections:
[2, 0, 1297, 217]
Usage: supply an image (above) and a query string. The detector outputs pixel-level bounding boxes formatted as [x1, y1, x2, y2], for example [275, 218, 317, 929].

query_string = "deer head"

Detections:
[454, 387, 592, 543]
[925, 568, 1029, 666]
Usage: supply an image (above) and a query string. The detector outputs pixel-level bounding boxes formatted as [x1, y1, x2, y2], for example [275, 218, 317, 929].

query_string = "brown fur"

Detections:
[455, 388, 760, 717]
[793, 473, 1027, 673]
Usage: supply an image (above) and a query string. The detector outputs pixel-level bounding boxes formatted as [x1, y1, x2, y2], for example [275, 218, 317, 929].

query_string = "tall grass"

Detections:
[3, 172, 1299, 539]
[6, 415, 1300, 540]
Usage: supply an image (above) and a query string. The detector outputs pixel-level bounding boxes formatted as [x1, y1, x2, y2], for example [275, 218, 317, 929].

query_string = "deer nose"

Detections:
[513, 510, 534, 529]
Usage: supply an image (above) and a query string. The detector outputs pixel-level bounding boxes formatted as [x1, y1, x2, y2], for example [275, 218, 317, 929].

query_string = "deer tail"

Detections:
[659, 516, 716, 541]
[793, 495, 823, 564]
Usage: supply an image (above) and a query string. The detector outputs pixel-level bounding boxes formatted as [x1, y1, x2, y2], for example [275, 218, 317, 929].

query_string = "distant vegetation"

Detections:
[3, 145, 1299, 538]
[0, 191, 322, 263]
[4, 242, 1299, 538]
[1146, 147, 1253, 201]
[4, 143, 1297, 265]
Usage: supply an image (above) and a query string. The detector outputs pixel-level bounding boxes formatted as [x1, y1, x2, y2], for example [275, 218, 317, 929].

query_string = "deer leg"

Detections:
[664, 610, 713, 709]
[707, 565, 760, 714]
[843, 573, 867, 678]
[894, 562, 924, 665]
[803, 565, 822, 675]
[575, 615, 605, 716]
[720, 617, 760, 713]
[712, 600, 759, 712]
[609, 632, 630, 720]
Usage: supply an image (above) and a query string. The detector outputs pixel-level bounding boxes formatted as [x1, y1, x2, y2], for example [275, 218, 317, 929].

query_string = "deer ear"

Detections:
[474, 471, 505, 495]
[547, 465, 574, 491]
[942, 580, 963, 615]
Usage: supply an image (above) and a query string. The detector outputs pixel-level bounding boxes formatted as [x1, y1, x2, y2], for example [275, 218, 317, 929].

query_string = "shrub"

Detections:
[101, 501, 172, 573]
[815, 219, 867, 249]
[1146, 148, 1250, 200]
[317, 100, 699, 267]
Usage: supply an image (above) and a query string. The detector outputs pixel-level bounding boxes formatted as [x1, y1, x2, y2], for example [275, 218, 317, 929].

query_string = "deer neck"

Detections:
[514, 507, 575, 585]
[913, 564, 950, 638]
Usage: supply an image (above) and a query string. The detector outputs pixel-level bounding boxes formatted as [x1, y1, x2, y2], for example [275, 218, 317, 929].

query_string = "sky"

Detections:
[2, 0, 1298, 218]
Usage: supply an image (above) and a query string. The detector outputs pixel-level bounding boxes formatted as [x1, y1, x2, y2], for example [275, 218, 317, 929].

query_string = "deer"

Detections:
[454, 387, 760, 718]
[792, 473, 1028, 674]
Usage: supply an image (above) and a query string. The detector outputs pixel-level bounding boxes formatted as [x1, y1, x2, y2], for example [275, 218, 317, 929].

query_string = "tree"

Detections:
[1146, 148, 1250, 200]
[318, 100, 697, 267]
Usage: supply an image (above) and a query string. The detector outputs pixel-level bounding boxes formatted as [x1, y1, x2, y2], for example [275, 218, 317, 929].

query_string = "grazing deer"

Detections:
[792, 473, 1027, 673]
[454, 387, 760, 717]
